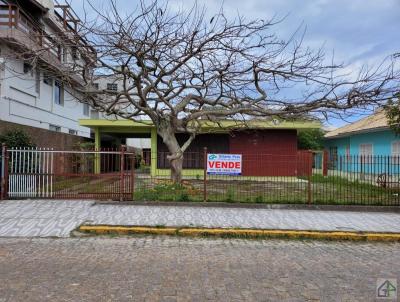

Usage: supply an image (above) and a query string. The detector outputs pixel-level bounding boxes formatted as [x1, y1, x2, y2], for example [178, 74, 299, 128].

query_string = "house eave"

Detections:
[324, 126, 390, 140]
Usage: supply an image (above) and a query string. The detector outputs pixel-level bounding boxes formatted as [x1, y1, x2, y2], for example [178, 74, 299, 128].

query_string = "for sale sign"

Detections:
[207, 154, 242, 175]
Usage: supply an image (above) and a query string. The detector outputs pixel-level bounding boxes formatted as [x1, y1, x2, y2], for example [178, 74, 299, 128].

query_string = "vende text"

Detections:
[208, 161, 241, 169]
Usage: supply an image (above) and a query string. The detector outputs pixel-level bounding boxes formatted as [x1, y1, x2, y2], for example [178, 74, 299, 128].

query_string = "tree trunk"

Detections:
[170, 155, 183, 183]
[158, 124, 184, 183]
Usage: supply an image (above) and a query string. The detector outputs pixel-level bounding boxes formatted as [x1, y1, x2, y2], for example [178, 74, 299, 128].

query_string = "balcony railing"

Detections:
[0, 4, 62, 61]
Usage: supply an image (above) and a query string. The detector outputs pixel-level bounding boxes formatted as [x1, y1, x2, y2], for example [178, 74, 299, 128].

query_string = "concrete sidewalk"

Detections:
[0, 200, 399, 237]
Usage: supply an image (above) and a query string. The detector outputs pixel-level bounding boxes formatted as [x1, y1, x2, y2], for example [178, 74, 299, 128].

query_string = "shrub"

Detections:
[225, 187, 236, 202]
[0, 129, 35, 148]
[177, 192, 190, 202]
[254, 195, 263, 203]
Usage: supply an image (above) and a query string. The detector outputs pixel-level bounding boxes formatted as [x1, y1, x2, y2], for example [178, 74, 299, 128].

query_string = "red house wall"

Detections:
[229, 130, 298, 176]
[156, 129, 312, 176]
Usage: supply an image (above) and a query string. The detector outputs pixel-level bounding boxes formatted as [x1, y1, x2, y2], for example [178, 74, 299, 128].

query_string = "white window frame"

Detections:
[359, 143, 373, 164]
[391, 141, 400, 164]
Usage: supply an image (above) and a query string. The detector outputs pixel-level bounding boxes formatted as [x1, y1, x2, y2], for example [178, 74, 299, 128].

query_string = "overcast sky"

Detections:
[71, 0, 400, 128]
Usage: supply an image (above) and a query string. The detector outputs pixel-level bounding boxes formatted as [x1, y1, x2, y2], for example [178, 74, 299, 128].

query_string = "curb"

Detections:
[77, 225, 400, 242]
[94, 201, 400, 213]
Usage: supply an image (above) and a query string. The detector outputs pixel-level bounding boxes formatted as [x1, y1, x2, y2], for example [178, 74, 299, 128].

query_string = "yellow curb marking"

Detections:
[78, 225, 400, 242]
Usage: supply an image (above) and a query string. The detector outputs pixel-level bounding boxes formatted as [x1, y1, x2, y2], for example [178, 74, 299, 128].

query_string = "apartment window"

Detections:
[54, 80, 64, 105]
[62, 47, 68, 63]
[90, 110, 99, 119]
[83, 103, 89, 116]
[23, 62, 33, 75]
[93, 83, 99, 90]
[35, 69, 40, 95]
[107, 83, 118, 91]
[71, 46, 79, 60]
[49, 124, 61, 132]
[359, 143, 373, 163]
[43, 73, 53, 86]
[392, 141, 400, 164]
[57, 45, 62, 60]
[68, 129, 78, 135]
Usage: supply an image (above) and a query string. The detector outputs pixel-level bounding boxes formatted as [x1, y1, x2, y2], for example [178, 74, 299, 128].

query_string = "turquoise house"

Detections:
[324, 110, 400, 174]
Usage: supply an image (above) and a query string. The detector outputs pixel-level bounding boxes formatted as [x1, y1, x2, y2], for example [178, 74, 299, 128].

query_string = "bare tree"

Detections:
[21, 1, 400, 182]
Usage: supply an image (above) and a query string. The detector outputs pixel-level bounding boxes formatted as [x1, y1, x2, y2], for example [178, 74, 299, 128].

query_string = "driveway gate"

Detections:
[3, 147, 135, 201]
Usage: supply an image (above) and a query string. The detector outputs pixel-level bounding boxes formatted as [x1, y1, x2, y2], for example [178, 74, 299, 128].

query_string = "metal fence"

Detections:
[3, 146, 135, 200]
[2, 146, 400, 206]
[135, 151, 400, 206]
[0, 145, 5, 200]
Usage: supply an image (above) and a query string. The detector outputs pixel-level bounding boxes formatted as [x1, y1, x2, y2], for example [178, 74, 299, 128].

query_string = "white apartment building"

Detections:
[0, 0, 93, 139]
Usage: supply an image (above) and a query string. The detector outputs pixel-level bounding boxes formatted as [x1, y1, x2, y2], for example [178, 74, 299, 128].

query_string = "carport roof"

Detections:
[79, 118, 321, 133]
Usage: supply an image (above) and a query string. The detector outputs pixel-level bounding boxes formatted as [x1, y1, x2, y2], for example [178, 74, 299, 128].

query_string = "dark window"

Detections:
[54, 80, 64, 105]
[23, 62, 32, 74]
[329, 146, 338, 169]
[71, 47, 79, 60]
[93, 83, 99, 90]
[43, 73, 53, 86]
[49, 124, 61, 132]
[69, 129, 78, 135]
[157, 134, 230, 169]
[35, 69, 40, 94]
[62, 47, 68, 63]
[107, 83, 118, 91]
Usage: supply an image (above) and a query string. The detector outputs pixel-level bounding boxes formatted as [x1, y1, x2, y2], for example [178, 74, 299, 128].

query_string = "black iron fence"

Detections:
[2, 146, 400, 206]
[134, 151, 400, 206]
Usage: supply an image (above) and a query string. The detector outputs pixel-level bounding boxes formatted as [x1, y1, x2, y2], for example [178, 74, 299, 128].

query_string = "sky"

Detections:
[70, 0, 400, 129]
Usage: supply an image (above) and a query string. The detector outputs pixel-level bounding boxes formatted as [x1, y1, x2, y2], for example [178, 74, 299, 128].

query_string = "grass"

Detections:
[132, 174, 400, 206]
[51, 172, 400, 206]
[52, 177, 90, 191]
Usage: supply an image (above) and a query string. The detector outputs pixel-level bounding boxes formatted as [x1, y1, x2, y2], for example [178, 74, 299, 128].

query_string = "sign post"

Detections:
[203, 147, 207, 202]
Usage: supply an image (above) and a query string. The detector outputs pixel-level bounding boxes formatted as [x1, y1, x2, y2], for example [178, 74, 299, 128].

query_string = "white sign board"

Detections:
[207, 154, 242, 175]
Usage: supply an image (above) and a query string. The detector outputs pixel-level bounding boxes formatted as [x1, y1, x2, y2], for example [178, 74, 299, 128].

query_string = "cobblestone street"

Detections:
[0, 237, 399, 302]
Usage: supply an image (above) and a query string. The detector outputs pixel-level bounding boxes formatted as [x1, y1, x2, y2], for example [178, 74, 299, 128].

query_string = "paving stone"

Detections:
[0, 200, 400, 237]
[0, 237, 399, 301]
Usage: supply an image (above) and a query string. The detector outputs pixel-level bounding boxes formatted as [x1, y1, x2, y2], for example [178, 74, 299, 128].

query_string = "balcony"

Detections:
[0, 4, 62, 65]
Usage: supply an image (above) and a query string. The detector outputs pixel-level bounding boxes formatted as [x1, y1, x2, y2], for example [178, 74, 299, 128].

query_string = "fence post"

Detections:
[130, 153, 135, 201]
[1, 144, 8, 200]
[307, 152, 313, 204]
[1, 144, 5, 200]
[203, 147, 207, 202]
[323, 150, 328, 176]
[120, 145, 126, 202]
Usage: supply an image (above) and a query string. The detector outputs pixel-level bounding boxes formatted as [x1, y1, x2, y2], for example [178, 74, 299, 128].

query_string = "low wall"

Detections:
[0, 120, 91, 149]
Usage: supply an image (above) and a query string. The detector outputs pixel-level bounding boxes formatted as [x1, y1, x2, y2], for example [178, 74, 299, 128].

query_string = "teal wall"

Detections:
[325, 130, 398, 156]
[324, 136, 350, 157]
[324, 129, 400, 173]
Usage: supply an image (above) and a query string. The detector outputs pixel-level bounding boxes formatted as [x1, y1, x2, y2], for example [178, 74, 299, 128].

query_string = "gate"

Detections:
[3, 146, 135, 200]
